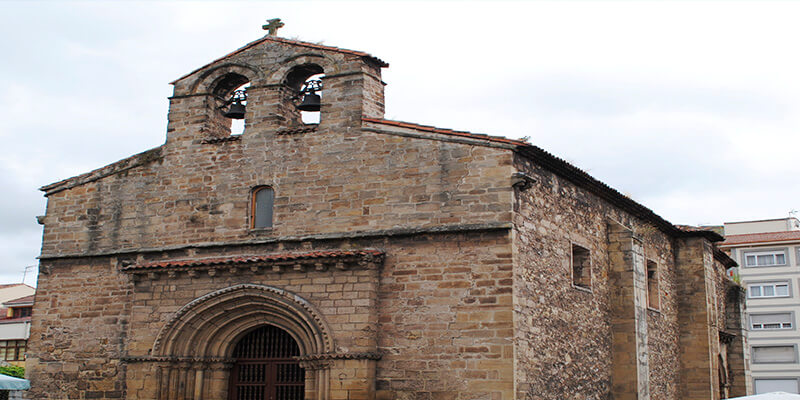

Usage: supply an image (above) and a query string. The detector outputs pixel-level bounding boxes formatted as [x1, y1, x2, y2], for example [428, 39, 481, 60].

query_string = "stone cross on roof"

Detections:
[263, 18, 285, 36]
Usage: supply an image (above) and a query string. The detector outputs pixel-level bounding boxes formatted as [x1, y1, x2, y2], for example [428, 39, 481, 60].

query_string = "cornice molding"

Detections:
[120, 250, 385, 282]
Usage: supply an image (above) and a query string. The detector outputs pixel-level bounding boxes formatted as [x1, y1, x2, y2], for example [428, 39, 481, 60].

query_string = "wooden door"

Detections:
[228, 325, 305, 400]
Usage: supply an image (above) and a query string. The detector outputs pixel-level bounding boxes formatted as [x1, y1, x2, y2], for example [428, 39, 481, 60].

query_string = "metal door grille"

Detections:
[229, 325, 305, 400]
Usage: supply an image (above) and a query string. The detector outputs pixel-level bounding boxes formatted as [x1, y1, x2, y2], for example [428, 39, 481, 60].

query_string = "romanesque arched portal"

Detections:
[151, 284, 335, 400]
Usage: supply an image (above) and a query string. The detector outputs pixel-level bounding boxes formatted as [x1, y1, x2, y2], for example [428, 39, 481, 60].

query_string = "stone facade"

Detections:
[27, 33, 748, 399]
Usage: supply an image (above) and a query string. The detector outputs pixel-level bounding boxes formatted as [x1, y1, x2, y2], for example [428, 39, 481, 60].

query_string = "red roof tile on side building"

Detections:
[720, 230, 800, 246]
[3, 295, 35, 306]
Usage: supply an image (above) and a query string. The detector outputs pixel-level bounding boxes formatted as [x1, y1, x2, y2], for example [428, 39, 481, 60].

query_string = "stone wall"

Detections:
[29, 229, 512, 400]
[674, 237, 723, 400]
[512, 153, 685, 400]
[40, 128, 512, 258]
[376, 230, 513, 400]
[713, 256, 750, 398]
[39, 37, 512, 260]
[27, 258, 132, 399]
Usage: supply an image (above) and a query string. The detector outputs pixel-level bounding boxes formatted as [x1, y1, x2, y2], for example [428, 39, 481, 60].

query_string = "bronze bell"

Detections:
[223, 100, 246, 119]
[297, 91, 321, 112]
[297, 79, 323, 112]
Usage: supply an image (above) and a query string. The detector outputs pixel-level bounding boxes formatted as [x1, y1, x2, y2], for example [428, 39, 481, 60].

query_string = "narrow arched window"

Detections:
[252, 187, 274, 229]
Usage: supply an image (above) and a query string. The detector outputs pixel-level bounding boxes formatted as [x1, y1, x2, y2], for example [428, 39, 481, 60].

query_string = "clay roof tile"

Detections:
[3, 295, 34, 305]
[127, 249, 384, 271]
[720, 230, 800, 246]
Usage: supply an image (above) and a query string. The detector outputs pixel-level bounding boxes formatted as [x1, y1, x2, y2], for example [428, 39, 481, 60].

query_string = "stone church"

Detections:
[28, 25, 749, 400]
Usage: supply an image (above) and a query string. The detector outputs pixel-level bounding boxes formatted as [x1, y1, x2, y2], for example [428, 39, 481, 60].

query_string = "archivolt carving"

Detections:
[152, 284, 334, 358]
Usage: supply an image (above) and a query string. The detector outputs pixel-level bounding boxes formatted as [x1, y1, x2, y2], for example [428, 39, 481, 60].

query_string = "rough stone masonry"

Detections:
[27, 30, 749, 400]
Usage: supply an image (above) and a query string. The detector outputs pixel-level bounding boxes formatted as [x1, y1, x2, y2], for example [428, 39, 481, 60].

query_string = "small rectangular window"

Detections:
[12, 307, 31, 318]
[753, 345, 797, 363]
[751, 313, 793, 330]
[646, 260, 659, 310]
[0, 340, 25, 361]
[571, 244, 591, 289]
[744, 249, 788, 267]
[749, 282, 791, 299]
[252, 187, 274, 229]
[755, 378, 799, 394]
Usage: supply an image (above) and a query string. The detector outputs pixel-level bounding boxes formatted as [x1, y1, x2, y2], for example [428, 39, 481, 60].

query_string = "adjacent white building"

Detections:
[0, 285, 34, 307]
[720, 217, 800, 395]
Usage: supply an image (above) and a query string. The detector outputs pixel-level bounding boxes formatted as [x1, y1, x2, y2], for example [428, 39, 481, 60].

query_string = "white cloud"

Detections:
[0, 1, 799, 284]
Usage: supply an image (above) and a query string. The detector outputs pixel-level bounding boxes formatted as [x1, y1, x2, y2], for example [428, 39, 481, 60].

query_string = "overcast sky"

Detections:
[1, 1, 798, 286]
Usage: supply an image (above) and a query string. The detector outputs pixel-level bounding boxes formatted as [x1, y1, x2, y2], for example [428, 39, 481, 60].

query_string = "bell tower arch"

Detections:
[167, 63, 261, 143]
[165, 33, 387, 144]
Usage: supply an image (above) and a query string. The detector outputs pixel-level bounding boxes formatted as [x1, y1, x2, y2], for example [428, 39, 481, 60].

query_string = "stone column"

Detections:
[607, 220, 649, 400]
[724, 284, 751, 397]
[299, 360, 334, 400]
[192, 363, 205, 400]
[320, 70, 380, 130]
[675, 237, 721, 399]
[246, 84, 303, 133]
[203, 362, 233, 400]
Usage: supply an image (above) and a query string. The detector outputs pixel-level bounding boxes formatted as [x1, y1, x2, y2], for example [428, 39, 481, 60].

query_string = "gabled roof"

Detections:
[365, 118, 723, 243]
[515, 146, 721, 242]
[720, 230, 800, 246]
[40, 147, 163, 196]
[713, 247, 738, 268]
[362, 118, 527, 146]
[171, 35, 388, 85]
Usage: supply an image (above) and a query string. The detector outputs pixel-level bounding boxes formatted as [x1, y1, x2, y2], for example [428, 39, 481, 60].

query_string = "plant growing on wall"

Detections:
[0, 365, 24, 379]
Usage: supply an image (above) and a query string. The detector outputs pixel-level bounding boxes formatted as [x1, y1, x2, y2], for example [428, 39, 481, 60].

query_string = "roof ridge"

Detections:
[171, 35, 388, 84]
[40, 146, 164, 196]
[3, 295, 34, 305]
[362, 117, 528, 146]
[720, 230, 800, 246]
[516, 145, 722, 242]
[262, 36, 388, 67]
[362, 117, 721, 242]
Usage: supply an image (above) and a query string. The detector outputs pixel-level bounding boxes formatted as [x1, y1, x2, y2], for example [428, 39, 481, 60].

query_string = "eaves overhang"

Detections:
[514, 145, 723, 243]
[120, 249, 386, 282]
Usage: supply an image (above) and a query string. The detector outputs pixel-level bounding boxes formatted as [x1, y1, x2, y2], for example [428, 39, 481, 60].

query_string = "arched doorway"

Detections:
[152, 284, 334, 399]
[229, 325, 305, 400]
